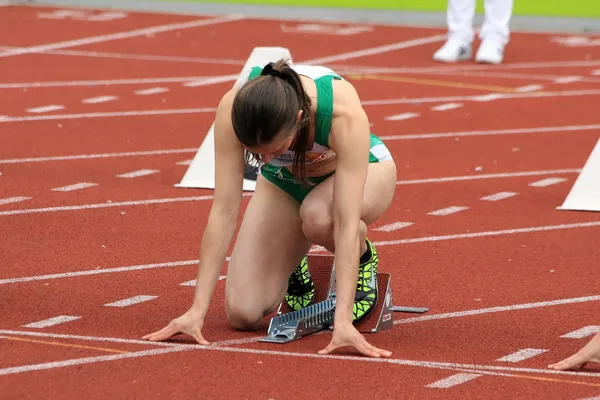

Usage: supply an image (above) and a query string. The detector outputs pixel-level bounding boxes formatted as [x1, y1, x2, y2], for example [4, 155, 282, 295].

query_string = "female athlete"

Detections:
[143, 59, 397, 358]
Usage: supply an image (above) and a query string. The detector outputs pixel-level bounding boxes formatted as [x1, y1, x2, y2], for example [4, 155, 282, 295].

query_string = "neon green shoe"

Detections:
[353, 238, 379, 323]
[285, 256, 315, 311]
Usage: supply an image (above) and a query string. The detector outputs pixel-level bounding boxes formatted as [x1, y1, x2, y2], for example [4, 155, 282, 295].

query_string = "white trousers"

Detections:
[446, 0, 514, 44]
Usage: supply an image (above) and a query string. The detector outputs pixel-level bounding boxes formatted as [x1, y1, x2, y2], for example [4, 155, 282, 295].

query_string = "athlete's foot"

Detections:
[353, 238, 379, 323]
[285, 256, 315, 311]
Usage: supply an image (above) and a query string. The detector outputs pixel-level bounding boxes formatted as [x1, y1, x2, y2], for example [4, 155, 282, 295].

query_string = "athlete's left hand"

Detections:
[318, 322, 392, 358]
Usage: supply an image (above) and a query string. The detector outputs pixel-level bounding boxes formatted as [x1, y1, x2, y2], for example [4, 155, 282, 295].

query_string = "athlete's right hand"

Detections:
[142, 307, 209, 345]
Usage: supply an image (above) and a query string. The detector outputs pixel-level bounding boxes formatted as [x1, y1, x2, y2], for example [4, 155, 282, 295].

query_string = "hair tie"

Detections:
[261, 63, 281, 78]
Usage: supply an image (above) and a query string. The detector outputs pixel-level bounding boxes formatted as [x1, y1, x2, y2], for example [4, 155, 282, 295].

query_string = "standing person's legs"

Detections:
[433, 0, 476, 62]
[476, 0, 514, 63]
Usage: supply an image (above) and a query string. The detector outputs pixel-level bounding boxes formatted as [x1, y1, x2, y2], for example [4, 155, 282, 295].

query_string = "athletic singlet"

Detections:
[241, 64, 342, 168]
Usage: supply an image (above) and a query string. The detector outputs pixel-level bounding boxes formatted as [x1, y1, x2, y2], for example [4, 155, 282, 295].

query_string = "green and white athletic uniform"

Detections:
[244, 64, 393, 204]
[242, 63, 389, 323]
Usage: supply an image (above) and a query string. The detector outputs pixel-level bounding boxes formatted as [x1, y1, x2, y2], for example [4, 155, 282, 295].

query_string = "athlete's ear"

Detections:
[295, 109, 303, 123]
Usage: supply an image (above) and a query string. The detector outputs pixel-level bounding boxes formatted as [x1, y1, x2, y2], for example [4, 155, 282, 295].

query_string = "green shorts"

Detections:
[259, 134, 393, 204]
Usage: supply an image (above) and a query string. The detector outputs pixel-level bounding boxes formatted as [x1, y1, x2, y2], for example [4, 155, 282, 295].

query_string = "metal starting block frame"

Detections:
[259, 255, 428, 344]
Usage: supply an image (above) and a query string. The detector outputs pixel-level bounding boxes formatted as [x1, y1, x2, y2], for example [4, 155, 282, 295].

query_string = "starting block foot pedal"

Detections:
[389, 306, 429, 314]
[259, 297, 336, 343]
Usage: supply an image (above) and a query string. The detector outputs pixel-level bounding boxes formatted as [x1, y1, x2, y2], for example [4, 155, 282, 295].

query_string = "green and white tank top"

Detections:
[242, 64, 342, 168]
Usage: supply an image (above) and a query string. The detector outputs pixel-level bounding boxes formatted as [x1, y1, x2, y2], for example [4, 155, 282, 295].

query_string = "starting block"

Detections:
[259, 255, 428, 343]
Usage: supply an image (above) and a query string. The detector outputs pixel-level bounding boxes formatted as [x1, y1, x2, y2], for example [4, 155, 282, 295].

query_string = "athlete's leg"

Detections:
[299, 160, 397, 253]
[225, 174, 312, 331]
[299, 157, 396, 322]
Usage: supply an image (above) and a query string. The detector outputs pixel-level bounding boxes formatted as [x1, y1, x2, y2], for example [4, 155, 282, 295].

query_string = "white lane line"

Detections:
[592, 69, 600, 76]
[335, 59, 600, 75]
[0, 47, 246, 66]
[384, 112, 420, 121]
[0, 148, 197, 164]
[0, 15, 245, 59]
[175, 159, 193, 166]
[516, 84, 544, 92]
[0, 107, 216, 123]
[363, 89, 600, 106]
[425, 373, 482, 388]
[495, 348, 548, 363]
[382, 124, 600, 141]
[180, 275, 227, 286]
[182, 75, 239, 87]
[561, 326, 600, 339]
[134, 87, 169, 95]
[395, 295, 600, 325]
[374, 221, 414, 232]
[104, 295, 158, 307]
[0, 196, 31, 206]
[480, 192, 518, 201]
[3, 222, 600, 286]
[51, 182, 97, 192]
[0, 260, 200, 285]
[431, 102, 462, 111]
[397, 169, 579, 184]
[4, 330, 600, 379]
[427, 206, 469, 216]
[421, 70, 600, 85]
[529, 177, 567, 187]
[371, 222, 600, 249]
[472, 93, 506, 102]
[116, 169, 160, 178]
[553, 76, 583, 84]
[304, 34, 447, 65]
[82, 95, 118, 104]
[0, 77, 204, 89]
[25, 105, 65, 113]
[0, 347, 192, 377]
[0, 193, 249, 216]
[21, 316, 81, 328]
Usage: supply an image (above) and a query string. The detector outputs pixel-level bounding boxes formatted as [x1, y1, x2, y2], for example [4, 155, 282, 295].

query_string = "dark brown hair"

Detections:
[231, 58, 312, 183]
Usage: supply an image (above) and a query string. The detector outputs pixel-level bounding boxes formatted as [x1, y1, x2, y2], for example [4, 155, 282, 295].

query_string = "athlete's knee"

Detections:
[299, 199, 332, 241]
[225, 292, 263, 331]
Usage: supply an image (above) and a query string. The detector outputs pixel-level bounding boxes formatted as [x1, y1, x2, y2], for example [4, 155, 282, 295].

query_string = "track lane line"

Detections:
[0, 168, 582, 217]
[2, 221, 600, 284]
[2, 329, 600, 379]
[0, 14, 245, 59]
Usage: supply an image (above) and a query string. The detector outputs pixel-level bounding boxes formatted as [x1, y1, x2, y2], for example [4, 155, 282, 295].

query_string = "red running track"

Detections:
[1, 3, 600, 399]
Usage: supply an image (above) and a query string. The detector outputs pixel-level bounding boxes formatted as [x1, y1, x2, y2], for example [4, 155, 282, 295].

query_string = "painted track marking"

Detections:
[427, 206, 469, 216]
[0, 15, 245, 58]
[22, 316, 81, 328]
[25, 105, 65, 113]
[51, 182, 98, 192]
[384, 112, 420, 121]
[2, 330, 600, 380]
[480, 192, 519, 201]
[0, 148, 198, 164]
[0, 196, 31, 206]
[104, 295, 158, 307]
[426, 373, 482, 388]
[496, 349, 548, 363]
[529, 177, 568, 187]
[82, 95, 118, 104]
[561, 326, 600, 339]
[116, 169, 160, 179]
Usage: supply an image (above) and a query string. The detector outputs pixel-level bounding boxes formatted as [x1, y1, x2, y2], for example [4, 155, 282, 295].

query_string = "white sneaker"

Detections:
[475, 39, 505, 64]
[433, 40, 472, 63]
